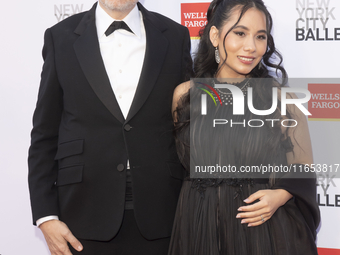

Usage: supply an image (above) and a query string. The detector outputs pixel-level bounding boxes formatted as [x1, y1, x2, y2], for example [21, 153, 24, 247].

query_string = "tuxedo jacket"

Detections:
[28, 2, 192, 241]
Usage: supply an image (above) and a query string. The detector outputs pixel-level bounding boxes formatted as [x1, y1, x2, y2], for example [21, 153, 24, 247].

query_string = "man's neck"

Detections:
[98, 1, 136, 20]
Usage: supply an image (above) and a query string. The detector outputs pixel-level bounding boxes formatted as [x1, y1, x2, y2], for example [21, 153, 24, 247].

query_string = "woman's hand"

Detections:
[236, 189, 293, 227]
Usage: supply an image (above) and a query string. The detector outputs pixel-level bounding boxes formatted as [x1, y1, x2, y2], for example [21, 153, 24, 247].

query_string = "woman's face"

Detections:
[210, 7, 268, 78]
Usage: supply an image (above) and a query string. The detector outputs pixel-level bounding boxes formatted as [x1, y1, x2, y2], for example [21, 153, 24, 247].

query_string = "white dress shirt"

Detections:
[96, 3, 146, 118]
[37, 2, 146, 227]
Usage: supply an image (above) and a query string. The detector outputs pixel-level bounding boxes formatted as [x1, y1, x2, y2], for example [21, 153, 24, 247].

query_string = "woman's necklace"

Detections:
[212, 78, 250, 105]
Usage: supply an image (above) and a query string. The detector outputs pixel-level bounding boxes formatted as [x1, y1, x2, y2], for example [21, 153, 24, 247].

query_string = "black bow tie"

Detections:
[105, 21, 134, 36]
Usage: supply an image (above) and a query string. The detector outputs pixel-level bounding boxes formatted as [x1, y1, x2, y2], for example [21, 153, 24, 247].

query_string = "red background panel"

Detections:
[318, 248, 340, 255]
[181, 2, 210, 38]
[308, 83, 340, 120]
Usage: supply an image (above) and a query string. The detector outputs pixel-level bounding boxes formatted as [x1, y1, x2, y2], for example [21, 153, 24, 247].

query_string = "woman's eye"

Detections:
[258, 35, 267, 40]
[234, 31, 245, 36]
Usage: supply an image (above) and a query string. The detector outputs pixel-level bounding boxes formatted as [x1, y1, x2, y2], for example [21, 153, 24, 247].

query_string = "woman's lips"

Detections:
[237, 56, 255, 64]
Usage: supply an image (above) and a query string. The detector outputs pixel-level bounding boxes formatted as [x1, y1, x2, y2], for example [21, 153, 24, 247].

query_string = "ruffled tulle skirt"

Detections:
[168, 180, 318, 255]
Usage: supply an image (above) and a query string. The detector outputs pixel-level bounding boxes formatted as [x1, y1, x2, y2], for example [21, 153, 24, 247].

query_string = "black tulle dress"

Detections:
[168, 79, 320, 255]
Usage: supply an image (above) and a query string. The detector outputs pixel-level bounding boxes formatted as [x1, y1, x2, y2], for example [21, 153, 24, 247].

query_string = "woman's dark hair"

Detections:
[194, 0, 287, 80]
[174, 0, 296, 180]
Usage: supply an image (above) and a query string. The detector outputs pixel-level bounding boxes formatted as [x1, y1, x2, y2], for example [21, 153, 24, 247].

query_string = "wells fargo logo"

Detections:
[181, 3, 210, 39]
[308, 83, 340, 121]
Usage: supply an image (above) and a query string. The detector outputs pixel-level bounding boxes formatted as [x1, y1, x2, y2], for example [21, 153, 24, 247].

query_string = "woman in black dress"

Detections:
[169, 0, 320, 254]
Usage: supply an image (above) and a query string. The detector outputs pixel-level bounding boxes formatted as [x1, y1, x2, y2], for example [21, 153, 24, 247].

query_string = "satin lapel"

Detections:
[73, 4, 125, 124]
[125, 3, 169, 123]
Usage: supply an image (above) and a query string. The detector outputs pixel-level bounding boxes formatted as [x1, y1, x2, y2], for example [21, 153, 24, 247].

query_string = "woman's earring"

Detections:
[215, 47, 220, 64]
[258, 61, 262, 70]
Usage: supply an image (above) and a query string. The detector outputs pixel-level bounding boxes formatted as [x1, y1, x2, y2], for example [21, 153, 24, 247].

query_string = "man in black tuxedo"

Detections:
[28, 0, 191, 254]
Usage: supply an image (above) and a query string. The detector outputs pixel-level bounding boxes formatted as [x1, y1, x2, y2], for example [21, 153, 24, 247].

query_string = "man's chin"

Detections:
[99, 0, 138, 12]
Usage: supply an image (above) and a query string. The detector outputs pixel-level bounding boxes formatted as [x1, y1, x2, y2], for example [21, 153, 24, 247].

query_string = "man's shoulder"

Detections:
[150, 11, 184, 29]
[48, 9, 89, 33]
[142, 5, 188, 35]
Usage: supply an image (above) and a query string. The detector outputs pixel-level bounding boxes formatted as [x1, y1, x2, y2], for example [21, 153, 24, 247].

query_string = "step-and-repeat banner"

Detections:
[0, 0, 339, 254]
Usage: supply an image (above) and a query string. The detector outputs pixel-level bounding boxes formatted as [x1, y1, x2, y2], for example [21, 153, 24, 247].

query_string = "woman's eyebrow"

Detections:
[233, 25, 267, 34]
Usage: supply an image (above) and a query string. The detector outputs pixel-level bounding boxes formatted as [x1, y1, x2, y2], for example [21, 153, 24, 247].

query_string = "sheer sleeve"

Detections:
[273, 91, 320, 240]
[272, 165, 320, 240]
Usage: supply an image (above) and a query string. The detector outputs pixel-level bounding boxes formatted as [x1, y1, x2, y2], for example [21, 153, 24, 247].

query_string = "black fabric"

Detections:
[125, 168, 133, 210]
[105, 21, 134, 36]
[169, 80, 320, 254]
[272, 164, 320, 241]
[69, 210, 170, 255]
[28, 2, 192, 241]
[169, 181, 319, 255]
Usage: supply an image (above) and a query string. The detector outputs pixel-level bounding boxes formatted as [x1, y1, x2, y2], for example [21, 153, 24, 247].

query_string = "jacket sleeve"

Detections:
[28, 28, 63, 225]
[180, 27, 193, 83]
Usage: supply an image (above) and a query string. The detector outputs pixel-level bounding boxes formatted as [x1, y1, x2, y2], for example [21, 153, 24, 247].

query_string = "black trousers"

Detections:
[69, 210, 170, 255]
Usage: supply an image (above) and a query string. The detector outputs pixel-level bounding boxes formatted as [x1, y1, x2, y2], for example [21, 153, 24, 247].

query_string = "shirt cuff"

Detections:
[36, 216, 59, 227]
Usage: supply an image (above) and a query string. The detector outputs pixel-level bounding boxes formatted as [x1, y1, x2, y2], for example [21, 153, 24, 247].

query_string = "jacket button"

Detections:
[124, 124, 132, 131]
[117, 164, 125, 172]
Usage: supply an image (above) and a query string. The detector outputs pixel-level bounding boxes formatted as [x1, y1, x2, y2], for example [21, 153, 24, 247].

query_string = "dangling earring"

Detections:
[258, 61, 262, 70]
[215, 47, 220, 64]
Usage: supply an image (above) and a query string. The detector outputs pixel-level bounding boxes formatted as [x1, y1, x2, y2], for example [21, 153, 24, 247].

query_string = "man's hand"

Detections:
[39, 220, 83, 255]
[236, 189, 293, 227]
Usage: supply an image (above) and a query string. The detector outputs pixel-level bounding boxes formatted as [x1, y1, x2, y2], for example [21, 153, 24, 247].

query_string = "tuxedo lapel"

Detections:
[73, 3, 125, 124]
[125, 3, 169, 123]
